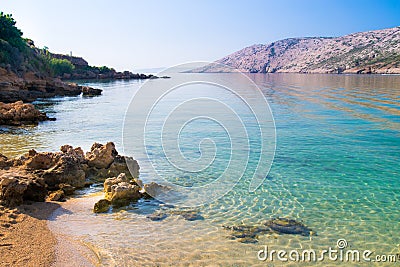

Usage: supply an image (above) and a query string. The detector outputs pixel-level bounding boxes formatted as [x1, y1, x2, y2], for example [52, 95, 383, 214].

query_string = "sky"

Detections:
[2, 0, 400, 71]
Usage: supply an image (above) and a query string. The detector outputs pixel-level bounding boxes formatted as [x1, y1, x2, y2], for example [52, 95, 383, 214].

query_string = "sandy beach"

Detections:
[0, 201, 98, 267]
[0, 202, 58, 266]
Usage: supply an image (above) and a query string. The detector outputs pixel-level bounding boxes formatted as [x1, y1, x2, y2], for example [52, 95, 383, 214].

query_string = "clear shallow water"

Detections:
[1, 74, 400, 266]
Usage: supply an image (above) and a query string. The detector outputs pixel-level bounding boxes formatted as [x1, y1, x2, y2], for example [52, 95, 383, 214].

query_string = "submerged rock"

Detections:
[143, 182, 171, 199]
[147, 212, 168, 221]
[265, 217, 315, 236]
[170, 209, 204, 221]
[223, 218, 315, 243]
[223, 225, 271, 243]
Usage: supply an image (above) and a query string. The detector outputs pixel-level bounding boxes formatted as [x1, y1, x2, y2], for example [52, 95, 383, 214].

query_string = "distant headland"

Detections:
[193, 27, 400, 74]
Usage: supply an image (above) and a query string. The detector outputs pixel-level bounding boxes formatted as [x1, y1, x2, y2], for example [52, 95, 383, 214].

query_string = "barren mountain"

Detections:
[195, 27, 400, 74]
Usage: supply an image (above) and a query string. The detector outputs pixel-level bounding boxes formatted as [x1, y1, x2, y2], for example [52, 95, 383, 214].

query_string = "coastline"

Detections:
[0, 201, 99, 267]
[0, 142, 139, 267]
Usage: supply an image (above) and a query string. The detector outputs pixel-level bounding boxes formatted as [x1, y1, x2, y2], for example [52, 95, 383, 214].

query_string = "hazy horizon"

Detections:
[2, 0, 399, 71]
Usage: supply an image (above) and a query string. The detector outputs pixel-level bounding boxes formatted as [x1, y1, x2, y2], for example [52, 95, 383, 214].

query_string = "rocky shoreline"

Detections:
[0, 142, 140, 266]
[0, 142, 139, 207]
[0, 101, 55, 126]
[0, 67, 102, 103]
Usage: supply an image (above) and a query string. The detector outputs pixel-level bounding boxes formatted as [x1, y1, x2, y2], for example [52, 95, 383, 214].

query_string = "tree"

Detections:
[0, 12, 24, 49]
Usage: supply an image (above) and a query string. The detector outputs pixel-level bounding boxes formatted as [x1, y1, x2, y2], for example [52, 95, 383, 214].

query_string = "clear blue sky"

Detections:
[2, 0, 400, 71]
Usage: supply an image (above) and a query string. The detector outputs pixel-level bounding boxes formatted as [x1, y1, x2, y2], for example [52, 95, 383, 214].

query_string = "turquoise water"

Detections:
[1, 73, 400, 265]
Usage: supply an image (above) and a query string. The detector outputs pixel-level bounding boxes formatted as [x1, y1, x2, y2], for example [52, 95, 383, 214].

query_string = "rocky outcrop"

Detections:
[0, 142, 139, 207]
[194, 26, 400, 74]
[66, 69, 158, 80]
[103, 173, 142, 207]
[86, 142, 117, 169]
[0, 101, 55, 126]
[94, 176, 176, 213]
[93, 199, 111, 213]
[82, 86, 102, 96]
[0, 68, 102, 103]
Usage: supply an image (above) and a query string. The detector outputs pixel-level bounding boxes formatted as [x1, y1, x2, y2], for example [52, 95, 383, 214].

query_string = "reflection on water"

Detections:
[1, 74, 400, 266]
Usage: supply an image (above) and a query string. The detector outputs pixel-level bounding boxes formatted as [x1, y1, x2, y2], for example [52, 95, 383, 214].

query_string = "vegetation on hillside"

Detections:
[0, 12, 74, 77]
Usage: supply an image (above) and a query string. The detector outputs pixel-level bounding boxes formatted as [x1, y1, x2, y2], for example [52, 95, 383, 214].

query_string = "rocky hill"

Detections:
[195, 27, 400, 74]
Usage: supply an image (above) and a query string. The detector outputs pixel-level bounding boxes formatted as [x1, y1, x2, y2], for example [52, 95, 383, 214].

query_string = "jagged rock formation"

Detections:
[93, 175, 173, 213]
[0, 101, 55, 125]
[195, 27, 400, 74]
[0, 142, 139, 207]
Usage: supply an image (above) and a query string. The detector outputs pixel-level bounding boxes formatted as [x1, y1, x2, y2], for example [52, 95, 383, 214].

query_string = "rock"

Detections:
[223, 224, 271, 243]
[170, 210, 204, 221]
[147, 212, 168, 221]
[180, 212, 204, 221]
[0, 154, 10, 168]
[82, 86, 102, 96]
[0, 67, 91, 103]
[104, 173, 129, 193]
[222, 220, 314, 243]
[223, 218, 315, 244]
[0, 170, 48, 207]
[23, 178, 47, 202]
[0, 101, 55, 126]
[22, 146, 87, 189]
[24, 150, 58, 170]
[85, 142, 116, 169]
[0, 177, 28, 206]
[107, 182, 141, 207]
[58, 183, 75, 195]
[93, 199, 111, 213]
[106, 155, 140, 179]
[47, 190, 64, 201]
[264, 217, 315, 236]
[41, 154, 86, 189]
[237, 237, 258, 244]
[103, 173, 141, 207]
[83, 144, 139, 182]
[143, 182, 171, 199]
[1, 142, 139, 207]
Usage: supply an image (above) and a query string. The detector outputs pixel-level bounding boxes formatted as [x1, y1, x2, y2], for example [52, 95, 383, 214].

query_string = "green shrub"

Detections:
[47, 58, 75, 76]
